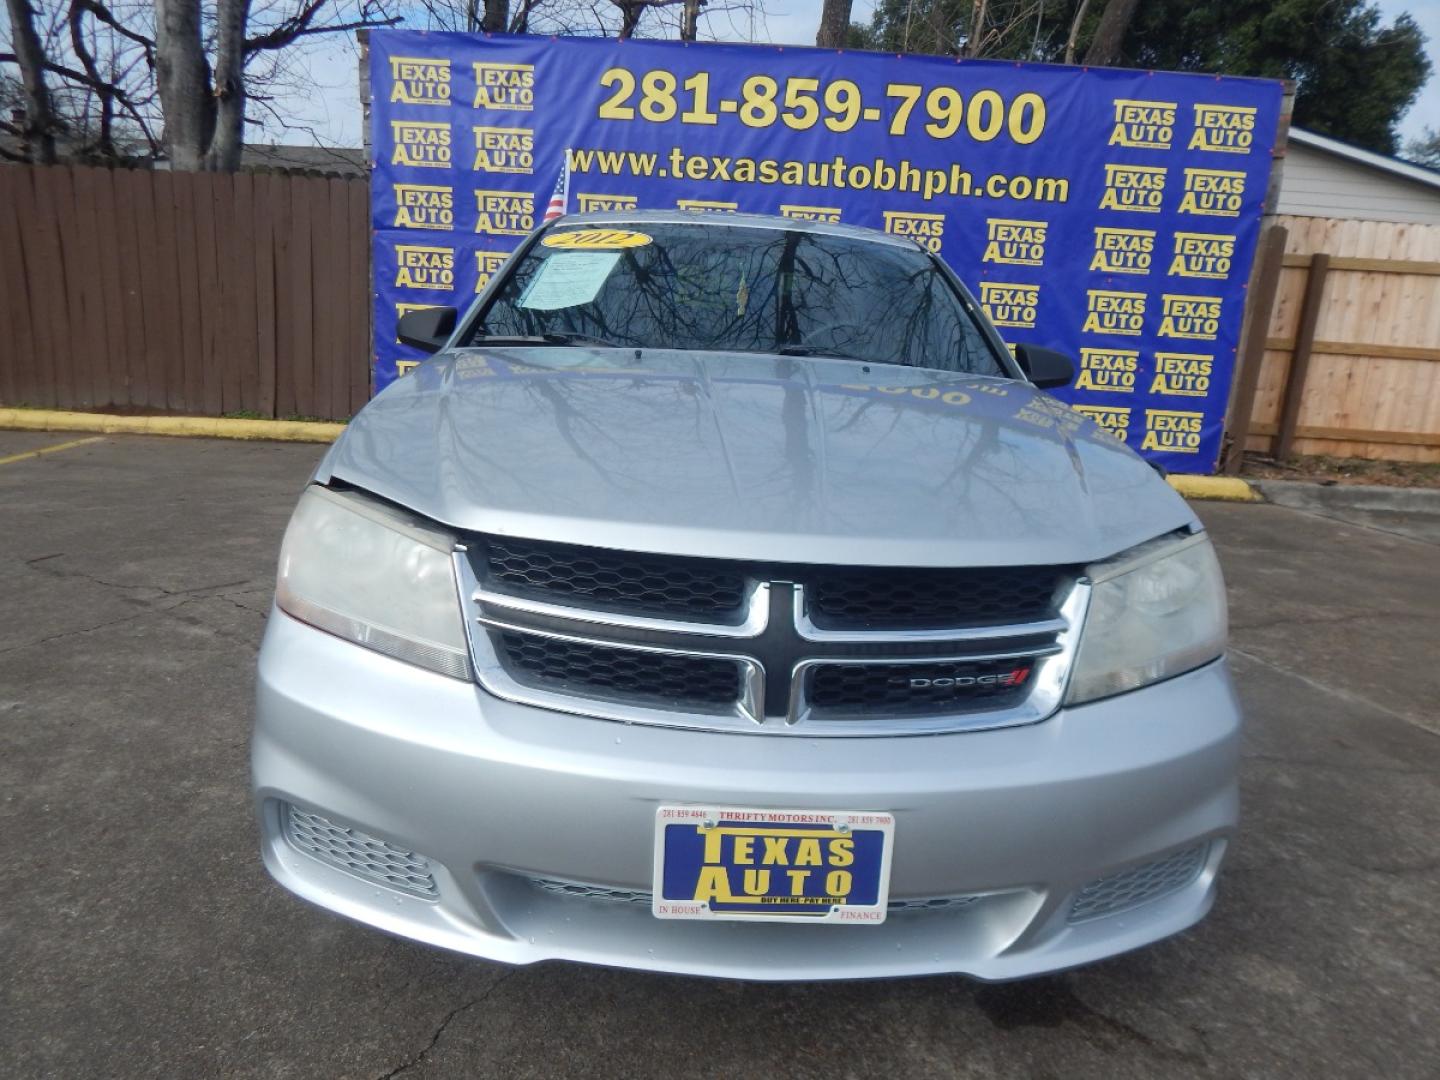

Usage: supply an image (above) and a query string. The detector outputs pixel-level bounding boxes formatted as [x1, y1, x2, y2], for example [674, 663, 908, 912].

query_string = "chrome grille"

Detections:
[459, 537, 1087, 737]
[1068, 843, 1208, 923]
[498, 631, 741, 707]
[283, 804, 438, 899]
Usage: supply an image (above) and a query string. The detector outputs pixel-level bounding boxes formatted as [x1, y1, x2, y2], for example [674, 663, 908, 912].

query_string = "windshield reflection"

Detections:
[473, 223, 1006, 376]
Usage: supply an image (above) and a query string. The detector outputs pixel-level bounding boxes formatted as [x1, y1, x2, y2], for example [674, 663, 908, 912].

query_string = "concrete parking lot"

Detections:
[2, 431, 1437, 1079]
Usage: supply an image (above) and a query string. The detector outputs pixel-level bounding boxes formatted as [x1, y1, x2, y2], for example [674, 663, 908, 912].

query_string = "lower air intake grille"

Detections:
[526, 876, 653, 905]
[283, 804, 438, 899]
[498, 632, 741, 707]
[885, 894, 986, 913]
[1068, 843, 1208, 923]
[522, 875, 986, 913]
[808, 658, 1034, 714]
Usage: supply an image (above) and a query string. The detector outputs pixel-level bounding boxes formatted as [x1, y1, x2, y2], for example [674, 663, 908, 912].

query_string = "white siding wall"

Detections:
[1276, 142, 1440, 225]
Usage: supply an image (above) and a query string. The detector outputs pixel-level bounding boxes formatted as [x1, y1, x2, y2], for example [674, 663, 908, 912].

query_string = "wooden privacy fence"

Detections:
[0, 164, 371, 422]
[5, 167, 1439, 466]
[1234, 215, 1440, 464]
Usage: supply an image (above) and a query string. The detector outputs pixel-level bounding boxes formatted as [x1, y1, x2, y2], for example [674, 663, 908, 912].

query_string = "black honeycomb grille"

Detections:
[809, 658, 1035, 714]
[806, 566, 1066, 630]
[483, 537, 746, 620]
[498, 632, 740, 707]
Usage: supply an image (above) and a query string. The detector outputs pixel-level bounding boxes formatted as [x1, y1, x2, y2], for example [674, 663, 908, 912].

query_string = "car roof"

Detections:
[547, 209, 920, 250]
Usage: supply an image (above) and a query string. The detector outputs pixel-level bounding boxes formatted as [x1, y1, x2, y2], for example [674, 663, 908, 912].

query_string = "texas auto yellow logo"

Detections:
[1082, 289, 1145, 336]
[388, 57, 450, 106]
[1169, 233, 1236, 279]
[1142, 408, 1204, 453]
[979, 282, 1039, 329]
[1150, 353, 1214, 397]
[472, 62, 534, 110]
[883, 210, 945, 252]
[1099, 164, 1166, 213]
[1075, 348, 1138, 394]
[983, 219, 1047, 267]
[1189, 104, 1257, 153]
[1179, 168, 1245, 217]
[1091, 227, 1155, 274]
[472, 126, 534, 174]
[474, 190, 533, 236]
[390, 121, 450, 169]
[1109, 99, 1177, 150]
[392, 184, 453, 230]
[393, 245, 454, 289]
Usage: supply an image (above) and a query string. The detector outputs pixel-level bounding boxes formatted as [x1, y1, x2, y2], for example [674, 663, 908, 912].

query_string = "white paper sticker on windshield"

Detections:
[517, 251, 621, 311]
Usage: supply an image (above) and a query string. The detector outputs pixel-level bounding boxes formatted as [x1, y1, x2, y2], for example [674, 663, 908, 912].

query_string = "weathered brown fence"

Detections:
[0, 164, 371, 421]
[6, 166, 1439, 466]
[1238, 214, 1440, 463]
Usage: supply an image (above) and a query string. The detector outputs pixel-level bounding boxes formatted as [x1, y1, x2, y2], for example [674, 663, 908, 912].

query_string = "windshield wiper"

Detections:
[776, 344, 871, 363]
[470, 332, 619, 348]
[539, 332, 620, 347]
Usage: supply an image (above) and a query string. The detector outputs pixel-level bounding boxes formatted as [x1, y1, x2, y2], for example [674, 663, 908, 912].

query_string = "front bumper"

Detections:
[252, 609, 1241, 981]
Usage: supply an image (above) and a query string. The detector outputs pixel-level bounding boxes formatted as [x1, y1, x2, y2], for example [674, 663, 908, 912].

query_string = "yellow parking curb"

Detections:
[0, 411, 1265, 499]
[0, 409, 345, 444]
[1167, 474, 1262, 502]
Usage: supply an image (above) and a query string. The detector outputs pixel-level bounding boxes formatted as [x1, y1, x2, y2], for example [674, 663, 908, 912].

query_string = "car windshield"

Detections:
[471, 221, 1007, 376]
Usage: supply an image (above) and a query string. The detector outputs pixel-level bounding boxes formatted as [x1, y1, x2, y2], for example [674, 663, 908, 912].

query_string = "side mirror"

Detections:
[396, 306, 457, 354]
[1014, 344, 1075, 389]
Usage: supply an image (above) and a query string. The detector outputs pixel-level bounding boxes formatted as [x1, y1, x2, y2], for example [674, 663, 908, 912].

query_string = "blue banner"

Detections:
[370, 31, 1282, 473]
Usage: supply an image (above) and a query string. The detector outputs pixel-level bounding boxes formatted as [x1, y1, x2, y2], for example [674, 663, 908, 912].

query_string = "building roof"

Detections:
[239, 144, 367, 177]
[1288, 128, 1440, 194]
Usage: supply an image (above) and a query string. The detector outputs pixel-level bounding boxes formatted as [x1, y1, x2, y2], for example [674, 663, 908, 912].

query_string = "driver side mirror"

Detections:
[1013, 344, 1075, 389]
[397, 306, 457, 354]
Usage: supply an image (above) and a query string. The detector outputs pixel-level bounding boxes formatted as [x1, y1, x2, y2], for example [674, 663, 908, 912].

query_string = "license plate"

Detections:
[652, 806, 895, 924]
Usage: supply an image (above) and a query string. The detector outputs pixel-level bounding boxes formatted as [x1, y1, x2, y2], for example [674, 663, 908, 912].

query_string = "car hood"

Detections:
[321, 348, 1195, 567]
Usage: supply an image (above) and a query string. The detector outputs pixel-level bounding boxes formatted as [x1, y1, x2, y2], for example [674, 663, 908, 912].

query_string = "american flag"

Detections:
[542, 155, 570, 222]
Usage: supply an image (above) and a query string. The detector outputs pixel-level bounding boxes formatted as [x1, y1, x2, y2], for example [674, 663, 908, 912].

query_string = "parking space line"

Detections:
[0, 436, 105, 467]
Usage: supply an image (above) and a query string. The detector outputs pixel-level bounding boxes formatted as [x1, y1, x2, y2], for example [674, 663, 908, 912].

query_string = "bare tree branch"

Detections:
[77, 0, 157, 67]
[4, 0, 59, 162]
[1064, 0, 1091, 64]
[2, 45, 162, 154]
[68, 0, 116, 156]
[243, 2, 401, 54]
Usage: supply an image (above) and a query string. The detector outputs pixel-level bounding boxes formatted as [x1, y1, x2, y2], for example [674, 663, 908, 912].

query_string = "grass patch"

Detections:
[1243, 453, 1440, 489]
[220, 411, 348, 423]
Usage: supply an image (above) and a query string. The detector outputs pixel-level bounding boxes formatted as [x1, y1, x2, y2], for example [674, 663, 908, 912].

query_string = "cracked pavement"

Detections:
[2, 433, 1437, 1078]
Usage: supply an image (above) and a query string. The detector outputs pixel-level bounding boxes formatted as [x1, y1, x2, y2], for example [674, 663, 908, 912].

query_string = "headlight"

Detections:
[275, 485, 470, 679]
[1065, 531, 1227, 705]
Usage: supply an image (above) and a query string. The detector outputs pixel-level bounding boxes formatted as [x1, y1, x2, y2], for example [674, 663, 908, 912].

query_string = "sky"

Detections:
[264, 0, 869, 147]
[1378, 0, 1440, 142]
[2, 0, 1432, 150]
[271, 0, 1438, 150]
